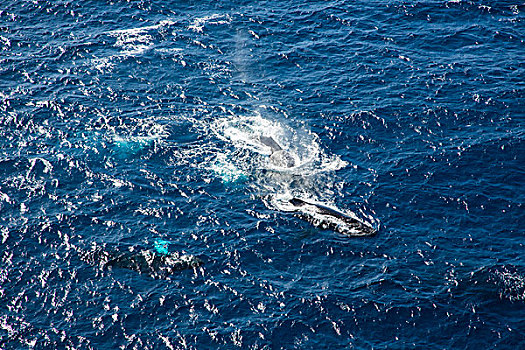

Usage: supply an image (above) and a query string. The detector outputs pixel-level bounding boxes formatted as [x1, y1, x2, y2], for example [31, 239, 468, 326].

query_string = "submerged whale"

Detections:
[78, 243, 203, 278]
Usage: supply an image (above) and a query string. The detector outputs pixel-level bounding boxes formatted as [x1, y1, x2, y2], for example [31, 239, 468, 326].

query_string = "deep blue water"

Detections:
[1, 0, 524, 348]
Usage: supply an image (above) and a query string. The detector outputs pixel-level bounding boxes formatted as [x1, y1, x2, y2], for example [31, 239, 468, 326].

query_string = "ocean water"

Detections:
[1, 0, 524, 348]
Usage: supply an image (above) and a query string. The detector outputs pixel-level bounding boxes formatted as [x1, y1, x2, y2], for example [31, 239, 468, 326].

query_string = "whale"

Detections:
[258, 135, 297, 168]
[77, 243, 203, 278]
[288, 197, 377, 236]
[257, 134, 377, 236]
[258, 135, 283, 153]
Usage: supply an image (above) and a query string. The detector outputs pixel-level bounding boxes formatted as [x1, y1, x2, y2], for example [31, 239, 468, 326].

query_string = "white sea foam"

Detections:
[210, 111, 347, 175]
[155, 47, 183, 54]
[106, 20, 176, 37]
[188, 14, 231, 33]
[92, 20, 176, 72]
[0, 35, 11, 48]
[210, 153, 247, 184]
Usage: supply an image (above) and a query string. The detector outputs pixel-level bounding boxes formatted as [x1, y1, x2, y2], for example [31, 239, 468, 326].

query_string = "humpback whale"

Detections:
[258, 135, 282, 152]
[258, 135, 297, 168]
[78, 243, 203, 278]
[288, 197, 376, 236]
[258, 135, 376, 236]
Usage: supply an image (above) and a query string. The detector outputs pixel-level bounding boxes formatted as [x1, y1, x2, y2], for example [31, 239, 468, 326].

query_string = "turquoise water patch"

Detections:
[112, 136, 157, 158]
[153, 239, 170, 255]
[211, 160, 248, 184]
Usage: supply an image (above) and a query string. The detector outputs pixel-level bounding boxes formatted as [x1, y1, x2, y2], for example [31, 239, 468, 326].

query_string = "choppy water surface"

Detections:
[1, 1, 524, 348]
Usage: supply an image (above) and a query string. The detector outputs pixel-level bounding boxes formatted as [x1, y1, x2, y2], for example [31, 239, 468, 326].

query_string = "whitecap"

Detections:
[188, 14, 231, 33]
[91, 19, 176, 72]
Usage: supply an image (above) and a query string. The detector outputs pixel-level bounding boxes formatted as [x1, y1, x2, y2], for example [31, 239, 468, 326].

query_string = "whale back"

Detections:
[258, 135, 282, 153]
[289, 197, 376, 236]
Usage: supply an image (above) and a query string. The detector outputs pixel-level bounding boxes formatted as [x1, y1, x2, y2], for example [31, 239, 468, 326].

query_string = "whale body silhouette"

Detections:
[258, 135, 376, 236]
[288, 197, 376, 236]
[78, 243, 203, 278]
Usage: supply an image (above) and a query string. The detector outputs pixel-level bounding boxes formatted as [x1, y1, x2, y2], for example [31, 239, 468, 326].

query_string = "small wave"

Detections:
[91, 19, 177, 72]
[489, 265, 525, 302]
[188, 14, 232, 33]
[210, 152, 248, 184]
[105, 20, 176, 37]
[112, 134, 162, 156]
